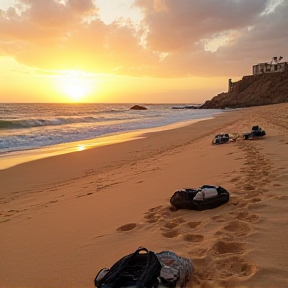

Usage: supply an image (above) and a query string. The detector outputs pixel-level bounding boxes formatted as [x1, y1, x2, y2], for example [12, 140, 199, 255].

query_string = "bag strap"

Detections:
[134, 246, 149, 255]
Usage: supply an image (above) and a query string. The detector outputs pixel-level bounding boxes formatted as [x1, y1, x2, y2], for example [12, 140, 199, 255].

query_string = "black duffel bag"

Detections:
[170, 185, 229, 211]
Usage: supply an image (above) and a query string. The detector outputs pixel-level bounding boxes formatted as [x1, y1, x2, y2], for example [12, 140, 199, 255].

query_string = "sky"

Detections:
[0, 0, 287, 103]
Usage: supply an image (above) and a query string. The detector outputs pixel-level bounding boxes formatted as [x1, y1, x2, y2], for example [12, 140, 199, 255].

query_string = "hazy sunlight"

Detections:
[58, 70, 93, 102]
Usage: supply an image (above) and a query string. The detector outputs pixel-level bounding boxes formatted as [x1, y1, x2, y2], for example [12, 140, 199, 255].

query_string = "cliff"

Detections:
[201, 71, 288, 109]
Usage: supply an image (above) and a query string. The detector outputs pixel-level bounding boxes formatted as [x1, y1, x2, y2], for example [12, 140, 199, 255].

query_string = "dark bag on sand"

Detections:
[170, 185, 229, 211]
[94, 247, 162, 288]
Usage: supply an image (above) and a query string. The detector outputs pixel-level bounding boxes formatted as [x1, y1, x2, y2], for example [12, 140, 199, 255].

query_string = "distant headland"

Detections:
[201, 57, 288, 109]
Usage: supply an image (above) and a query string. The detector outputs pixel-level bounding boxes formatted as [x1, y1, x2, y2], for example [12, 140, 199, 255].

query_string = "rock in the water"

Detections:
[130, 105, 147, 110]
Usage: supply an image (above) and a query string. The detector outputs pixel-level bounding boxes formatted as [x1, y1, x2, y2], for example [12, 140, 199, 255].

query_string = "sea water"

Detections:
[0, 103, 222, 168]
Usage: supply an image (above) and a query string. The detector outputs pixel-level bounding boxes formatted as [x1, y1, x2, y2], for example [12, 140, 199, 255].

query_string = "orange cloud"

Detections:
[0, 0, 287, 78]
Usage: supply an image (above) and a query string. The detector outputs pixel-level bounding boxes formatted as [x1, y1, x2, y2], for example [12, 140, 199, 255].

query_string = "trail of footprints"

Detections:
[155, 204, 258, 284]
[116, 202, 259, 286]
[116, 117, 288, 287]
[116, 139, 278, 286]
[116, 121, 288, 286]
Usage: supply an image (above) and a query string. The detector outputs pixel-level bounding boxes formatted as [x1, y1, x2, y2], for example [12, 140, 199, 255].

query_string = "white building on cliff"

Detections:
[253, 56, 288, 75]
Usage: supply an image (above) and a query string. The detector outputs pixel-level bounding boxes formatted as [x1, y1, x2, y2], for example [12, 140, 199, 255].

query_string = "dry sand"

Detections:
[1, 103, 288, 288]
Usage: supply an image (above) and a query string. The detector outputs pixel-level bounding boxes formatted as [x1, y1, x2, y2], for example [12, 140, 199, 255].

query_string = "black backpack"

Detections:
[94, 247, 162, 288]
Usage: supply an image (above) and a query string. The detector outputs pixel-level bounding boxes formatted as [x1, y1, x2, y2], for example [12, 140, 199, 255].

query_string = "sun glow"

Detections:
[57, 70, 93, 102]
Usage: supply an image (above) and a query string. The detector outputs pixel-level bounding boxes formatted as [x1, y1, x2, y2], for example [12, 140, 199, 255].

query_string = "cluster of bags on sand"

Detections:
[94, 185, 230, 287]
[94, 247, 194, 288]
[212, 125, 266, 145]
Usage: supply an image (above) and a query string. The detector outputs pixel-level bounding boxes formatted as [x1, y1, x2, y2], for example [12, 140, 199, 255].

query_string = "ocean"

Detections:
[0, 103, 223, 168]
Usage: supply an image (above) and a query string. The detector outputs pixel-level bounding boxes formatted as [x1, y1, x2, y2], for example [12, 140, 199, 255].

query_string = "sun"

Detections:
[58, 70, 92, 102]
[62, 79, 88, 101]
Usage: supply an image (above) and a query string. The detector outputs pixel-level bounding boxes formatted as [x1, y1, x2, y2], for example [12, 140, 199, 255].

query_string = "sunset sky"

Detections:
[0, 0, 287, 103]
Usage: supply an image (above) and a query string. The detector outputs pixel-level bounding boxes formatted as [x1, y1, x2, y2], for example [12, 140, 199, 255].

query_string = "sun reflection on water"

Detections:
[77, 145, 86, 151]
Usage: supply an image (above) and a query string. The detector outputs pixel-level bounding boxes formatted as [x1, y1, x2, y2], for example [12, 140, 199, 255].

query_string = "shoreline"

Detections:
[0, 117, 212, 170]
[1, 103, 288, 288]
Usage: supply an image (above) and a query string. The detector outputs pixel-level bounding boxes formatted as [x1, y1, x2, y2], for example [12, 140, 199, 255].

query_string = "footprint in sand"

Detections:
[186, 221, 201, 229]
[214, 230, 224, 237]
[272, 183, 282, 187]
[117, 223, 137, 232]
[230, 198, 248, 208]
[159, 207, 172, 218]
[183, 233, 204, 242]
[230, 176, 241, 183]
[236, 211, 259, 223]
[261, 170, 270, 177]
[243, 184, 256, 191]
[161, 229, 181, 238]
[212, 214, 234, 223]
[212, 240, 246, 255]
[144, 213, 160, 223]
[144, 205, 173, 223]
[223, 220, 251, 237]
[216, 256, 257, 278]
[163, 222, 179, 229]
[250, 197, 262, 203]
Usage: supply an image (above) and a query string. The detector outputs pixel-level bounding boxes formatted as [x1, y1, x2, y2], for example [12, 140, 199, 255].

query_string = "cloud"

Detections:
[0, 0, 287, 77]
[136, 0, 267, 52]
[67, 0, 96, 14]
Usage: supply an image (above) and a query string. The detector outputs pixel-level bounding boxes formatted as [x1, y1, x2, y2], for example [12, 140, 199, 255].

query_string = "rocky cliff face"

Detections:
[201, 71, 288, 109]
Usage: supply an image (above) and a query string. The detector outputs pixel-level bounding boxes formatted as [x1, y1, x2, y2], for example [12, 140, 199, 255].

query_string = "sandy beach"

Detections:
[1, 103, 288, 288]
